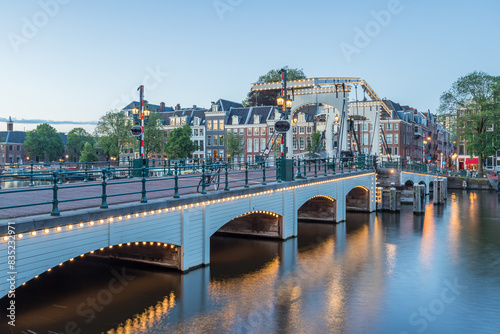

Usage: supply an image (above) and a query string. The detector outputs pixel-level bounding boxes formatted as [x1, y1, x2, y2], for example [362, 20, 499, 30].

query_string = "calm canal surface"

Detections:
[2, 190, 500, 333]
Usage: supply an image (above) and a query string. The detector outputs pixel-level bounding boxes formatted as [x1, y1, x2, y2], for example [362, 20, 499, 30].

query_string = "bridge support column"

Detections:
[389, 187, 400, 212]
[413, 184, 426, 215]
[433, 180, 446, 205]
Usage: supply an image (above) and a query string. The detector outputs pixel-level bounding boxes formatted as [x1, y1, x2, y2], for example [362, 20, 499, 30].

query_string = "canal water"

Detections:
[1, 190, 500, 333]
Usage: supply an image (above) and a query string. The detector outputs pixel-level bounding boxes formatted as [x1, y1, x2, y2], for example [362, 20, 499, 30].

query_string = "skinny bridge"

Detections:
[0, 159, 377, 298]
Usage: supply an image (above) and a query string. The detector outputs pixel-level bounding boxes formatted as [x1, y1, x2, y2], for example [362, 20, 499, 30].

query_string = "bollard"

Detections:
[100, 169, 108, 209]
[173, 163, 180, 198]
[140, 166, 147, 203]
[433, 179, 446, 205]
[51, 172, 60, 216]
[389, 187, 399, 212]
[413, 184, 426, 215]
[296, 159, 303, 179]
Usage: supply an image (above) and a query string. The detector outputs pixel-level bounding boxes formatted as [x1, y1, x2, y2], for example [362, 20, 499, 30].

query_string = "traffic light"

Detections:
[130, 126, 142, 137]
[274, 120, 290, 133]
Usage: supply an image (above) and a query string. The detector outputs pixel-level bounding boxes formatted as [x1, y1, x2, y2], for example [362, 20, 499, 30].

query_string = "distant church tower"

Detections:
[7, 116, 13, 131]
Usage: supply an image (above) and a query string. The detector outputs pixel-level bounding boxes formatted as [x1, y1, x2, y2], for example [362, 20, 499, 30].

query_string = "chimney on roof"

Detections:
[7, 116, 13, 131]
[160, 102, 165, 113]
[175, 104, 181, 111]
[193, 105, 197, 109]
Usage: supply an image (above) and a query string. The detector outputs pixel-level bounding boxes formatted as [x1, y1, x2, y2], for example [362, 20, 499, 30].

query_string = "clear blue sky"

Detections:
[1, 0, 499, 133]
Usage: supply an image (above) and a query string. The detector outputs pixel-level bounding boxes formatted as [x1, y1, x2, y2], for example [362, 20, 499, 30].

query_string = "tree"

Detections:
[79, 142, 98, 162]
[67, 127, 94, 162]
[243, 66, 306, 107]
[223, 131, 245, 161]
[144, 112, 166, 156]
[438, 71, 500, 173]
[24, 123, 65, 161]
[95, 110, 133, 159]
[306, 131, 323, 157]
[164, 124, 198, 159]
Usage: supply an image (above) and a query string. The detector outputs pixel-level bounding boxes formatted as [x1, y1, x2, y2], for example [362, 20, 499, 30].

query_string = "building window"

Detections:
[254, 138, 259, 152]
[292, 127, 297, 134]
[207, 136, 212, 146]
[386, 134, 393, 144]
[193, 129, 199, 136]
[307, 137, 311, 148]
[261, 138, 266, 151]
[394, 123, 398, 130]
[200, 129, 204, 136]
[199, 140, 204, 149]
[261, 127, 266, 135]
[362, 124, 368, 131]
[213, 135, 218, 146]
[386, 123, 392, 130]
[254, 127, 259, 135]
[395, 134, 399, 144]
[269, 127, 274, 135]
[362, 133, 369, 145]
[213, 120, 218, 131]
[219, 135, 224, 146]
[299, 127, 304, 134]
[247, 128, 252, 136]
[307, 126, 312, 134]
[239, 128, 244, 135]
[207, 120, 212, 131]
[299, 137, 304, 149]
[247, 139, 252, 152]
[219, 120, 224, 131]
[394, 147, 398, 155]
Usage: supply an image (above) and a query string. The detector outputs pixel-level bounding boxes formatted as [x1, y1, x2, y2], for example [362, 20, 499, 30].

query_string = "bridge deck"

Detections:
[0, 170, 277, 219]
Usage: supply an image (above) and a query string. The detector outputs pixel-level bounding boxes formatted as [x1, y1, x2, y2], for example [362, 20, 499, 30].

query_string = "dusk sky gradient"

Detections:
[1, 0, 499, 133]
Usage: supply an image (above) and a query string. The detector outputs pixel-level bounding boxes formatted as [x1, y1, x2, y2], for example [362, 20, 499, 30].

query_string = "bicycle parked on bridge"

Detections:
[197, 163, 221, 192]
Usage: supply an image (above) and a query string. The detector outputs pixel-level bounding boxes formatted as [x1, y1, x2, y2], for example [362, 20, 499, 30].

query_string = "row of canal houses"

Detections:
[120, 97, 456, 167]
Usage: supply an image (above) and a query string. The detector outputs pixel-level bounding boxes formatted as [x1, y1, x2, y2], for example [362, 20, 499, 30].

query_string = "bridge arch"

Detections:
[404, 180, 414, 187]
[346, 185, 371, 212]
[213, 210, 283, 239]
[297, 195, 337, 223]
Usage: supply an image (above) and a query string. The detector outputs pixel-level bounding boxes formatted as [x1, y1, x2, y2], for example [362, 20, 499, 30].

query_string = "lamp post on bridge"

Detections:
[275, 69, 293, 180]
[131, 85, 151, 165]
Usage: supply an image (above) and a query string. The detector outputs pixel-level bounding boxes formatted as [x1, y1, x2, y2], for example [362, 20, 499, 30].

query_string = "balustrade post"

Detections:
[276, 159, 282, 183]
[51, 172, 60, 216]
[296, 158, 303, 179]
[323, 159, 327, 176]
[262, 161, 267, 185]
[201, 162, 207, 194]
[225, 163, 230, 190]
[140, 166, 147, 203]
[167, 159, 173, 176]
[244, 162, 249, 188]
[84, 162, 89, 182]
[59, 162, 63, 184]
[29, 161, 34, 187]
[100, 169, 108, 209]
[173, 162, 180, 198]
[314, 159, 318, 177]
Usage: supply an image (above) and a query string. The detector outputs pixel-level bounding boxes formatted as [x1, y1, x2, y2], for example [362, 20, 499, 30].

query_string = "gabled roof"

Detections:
[213, 99, 244, 112]
[0, 131, 26, 144]
[122, 101, 174, 113]
[159, 108, 207, 126]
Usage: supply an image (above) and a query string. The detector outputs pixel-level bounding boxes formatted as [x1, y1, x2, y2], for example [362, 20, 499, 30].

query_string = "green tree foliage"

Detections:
[144, 113, 166, 156]
[24, 123, 65, 161]
[223, 131, 245, 160]
[243, 66, 306, 107]
[306, 131, 323, 157]
[67, 127, 94, 162]
[438, 71, 500, 172]
[164, 124, 198, 159]
[79, 142, 98, 162]
[95, 110, 132, 159]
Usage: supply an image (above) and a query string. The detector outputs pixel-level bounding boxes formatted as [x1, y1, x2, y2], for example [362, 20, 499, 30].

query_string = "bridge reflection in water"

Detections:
[2, 190, 500, 333]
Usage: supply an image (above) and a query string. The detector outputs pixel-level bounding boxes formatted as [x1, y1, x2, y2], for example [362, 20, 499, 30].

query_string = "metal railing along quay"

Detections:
[0, 156, 375, 217]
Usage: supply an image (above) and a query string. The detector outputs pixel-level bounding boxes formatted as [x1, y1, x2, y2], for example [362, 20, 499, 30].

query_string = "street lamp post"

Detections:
[423, 140, 427, 163]
[276, 69, 293, 181]
[132, 85, 151, 163]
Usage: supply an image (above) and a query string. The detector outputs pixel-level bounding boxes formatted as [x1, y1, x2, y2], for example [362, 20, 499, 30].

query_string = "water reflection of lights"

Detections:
[107, 292, 176, 334]
[420, 203, 436, 268]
